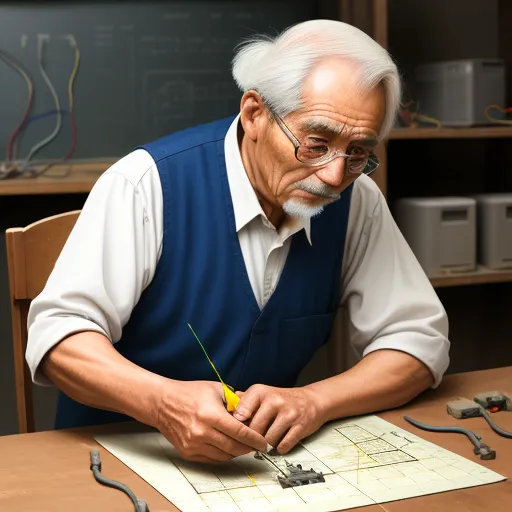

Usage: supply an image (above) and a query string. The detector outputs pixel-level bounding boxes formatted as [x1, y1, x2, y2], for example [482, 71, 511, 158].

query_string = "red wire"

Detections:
[63, 106, 77, 161]
[7, 87, 34, 161]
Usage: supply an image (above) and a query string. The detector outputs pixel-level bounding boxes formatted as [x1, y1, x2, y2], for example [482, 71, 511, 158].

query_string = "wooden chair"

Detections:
[6, 211, 81, 433]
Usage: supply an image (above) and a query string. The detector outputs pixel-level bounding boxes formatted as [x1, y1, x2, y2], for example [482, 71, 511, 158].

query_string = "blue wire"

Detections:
[12, 110, 69, 170]
[27, 110, 68, 123]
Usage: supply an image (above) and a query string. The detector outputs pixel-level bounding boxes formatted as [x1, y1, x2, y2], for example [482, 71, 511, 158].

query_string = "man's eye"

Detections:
[305, 138, 329, 150]
[348, 146, 369, 156]
[303, 139, 329, 154]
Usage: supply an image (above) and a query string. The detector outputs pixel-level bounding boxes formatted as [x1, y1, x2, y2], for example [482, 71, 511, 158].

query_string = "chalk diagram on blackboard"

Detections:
[142, 69, 240, 135]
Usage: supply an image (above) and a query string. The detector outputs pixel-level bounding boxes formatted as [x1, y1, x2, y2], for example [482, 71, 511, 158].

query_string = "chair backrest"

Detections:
[6, 210, 80, 433]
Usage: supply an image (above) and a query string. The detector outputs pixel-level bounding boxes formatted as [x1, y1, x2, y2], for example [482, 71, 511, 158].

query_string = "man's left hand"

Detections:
[232, 385, 325, 454]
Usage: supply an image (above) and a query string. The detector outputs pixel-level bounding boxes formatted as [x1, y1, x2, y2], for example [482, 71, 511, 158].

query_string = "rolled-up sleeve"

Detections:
[341, 175, 450, 387]
[26, 149, 163, 385]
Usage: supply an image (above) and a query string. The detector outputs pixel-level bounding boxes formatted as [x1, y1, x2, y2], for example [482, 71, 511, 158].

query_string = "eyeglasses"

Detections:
[272, 112, 379, 176]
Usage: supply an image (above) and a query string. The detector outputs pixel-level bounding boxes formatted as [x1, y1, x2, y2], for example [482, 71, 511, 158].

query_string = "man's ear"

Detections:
[239, 90, 267, 142]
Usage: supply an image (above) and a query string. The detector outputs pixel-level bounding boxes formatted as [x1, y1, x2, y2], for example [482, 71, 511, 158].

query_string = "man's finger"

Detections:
[263, 413, 294, 449]
[208, 428, 257, 457]
[248, 402, 277, 437]
[232, 387, 263, 422]
[202, 444, 238, 462]
[276, 424, 304, 454]
[214, 411, 268, 452]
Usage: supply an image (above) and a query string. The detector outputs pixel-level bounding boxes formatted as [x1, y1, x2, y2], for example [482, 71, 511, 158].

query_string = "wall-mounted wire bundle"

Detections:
[37, 37, 81, 176]
[1, 35, 81, 178]
[20, 35, 62, 170]
[0, 49, 34, 166]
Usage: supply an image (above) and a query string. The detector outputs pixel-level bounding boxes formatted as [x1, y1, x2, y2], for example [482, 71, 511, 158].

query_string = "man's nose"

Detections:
[314, 157, 346, 188]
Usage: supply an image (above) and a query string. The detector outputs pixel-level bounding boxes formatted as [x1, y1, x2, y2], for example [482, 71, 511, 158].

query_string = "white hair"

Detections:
[232, 20, 401, 139]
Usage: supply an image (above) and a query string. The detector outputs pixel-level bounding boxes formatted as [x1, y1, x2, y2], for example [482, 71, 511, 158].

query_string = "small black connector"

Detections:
[475, 443, 496, 460]
[90, 450, 101, 471]
[460, 407, 481, 419]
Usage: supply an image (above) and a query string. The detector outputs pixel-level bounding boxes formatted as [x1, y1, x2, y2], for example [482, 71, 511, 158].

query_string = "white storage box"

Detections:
[394, 197, 477, 276]
[415, 59, 505, 126]
[472, 193, 512, 269]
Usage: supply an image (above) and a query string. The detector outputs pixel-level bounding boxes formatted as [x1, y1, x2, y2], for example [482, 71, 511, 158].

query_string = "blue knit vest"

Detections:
[54, 116, 353, 428]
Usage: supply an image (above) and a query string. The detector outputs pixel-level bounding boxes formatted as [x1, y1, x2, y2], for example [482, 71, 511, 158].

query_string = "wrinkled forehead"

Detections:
[295, 57, 386, 138]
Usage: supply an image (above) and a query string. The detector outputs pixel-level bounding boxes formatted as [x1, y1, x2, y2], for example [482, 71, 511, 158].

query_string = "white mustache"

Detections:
[295, 179, 340, 200]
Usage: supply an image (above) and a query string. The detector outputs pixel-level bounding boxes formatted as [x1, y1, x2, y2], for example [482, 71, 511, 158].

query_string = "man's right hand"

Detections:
[155, 380, 268, 463]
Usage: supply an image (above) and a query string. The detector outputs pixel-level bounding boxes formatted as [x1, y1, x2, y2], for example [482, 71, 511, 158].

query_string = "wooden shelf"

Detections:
[389, 126, 512, 140]
[0, 161, 115, 196]
[430, 266, 512, 288]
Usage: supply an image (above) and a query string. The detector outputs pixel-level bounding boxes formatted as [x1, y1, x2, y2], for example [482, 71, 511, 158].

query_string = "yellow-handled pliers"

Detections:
[222, 383, 240, 412]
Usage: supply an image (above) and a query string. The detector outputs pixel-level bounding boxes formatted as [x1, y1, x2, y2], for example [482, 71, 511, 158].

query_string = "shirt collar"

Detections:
[224, 114, 312, 244]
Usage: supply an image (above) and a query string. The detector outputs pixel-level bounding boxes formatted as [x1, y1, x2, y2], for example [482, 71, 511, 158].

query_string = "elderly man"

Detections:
[26, 19, 449, 463]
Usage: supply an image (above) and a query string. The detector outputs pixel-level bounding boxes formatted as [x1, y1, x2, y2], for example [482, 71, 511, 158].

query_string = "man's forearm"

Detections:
[304, 349, 434, 423]
[42, 331, 165, 427]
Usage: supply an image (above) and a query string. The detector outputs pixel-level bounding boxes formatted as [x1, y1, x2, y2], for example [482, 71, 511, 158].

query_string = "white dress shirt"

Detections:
[26, 116, 450, 388]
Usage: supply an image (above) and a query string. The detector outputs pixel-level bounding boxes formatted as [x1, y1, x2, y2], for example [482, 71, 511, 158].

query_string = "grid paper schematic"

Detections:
[95, 415, 506, 512]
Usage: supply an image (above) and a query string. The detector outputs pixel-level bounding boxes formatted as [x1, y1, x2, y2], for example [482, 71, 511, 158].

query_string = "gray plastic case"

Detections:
[472, 193, 512, 269]
[394, 197, 477, 277]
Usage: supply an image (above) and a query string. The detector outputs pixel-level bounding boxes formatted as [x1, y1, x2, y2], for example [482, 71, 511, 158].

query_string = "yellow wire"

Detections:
[187, 323, 226, 385]
[412, 113, 442, 128]
[400, 100, 442, 129]
[68, 46, 80, 111]
[187, 323, 240, 412]
[245, 472, 257, 485]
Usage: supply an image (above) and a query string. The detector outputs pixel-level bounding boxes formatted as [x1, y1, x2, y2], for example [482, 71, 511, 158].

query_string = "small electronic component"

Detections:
[277, 462, 326, 489]
[254, 452, 325, 488]
[446, 397, 482, 419]
[473, 391, 512, 413]
[446, 396, 512, 440]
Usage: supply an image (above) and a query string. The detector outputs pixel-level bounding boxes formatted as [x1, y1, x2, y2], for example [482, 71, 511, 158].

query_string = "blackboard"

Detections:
[0, 1, 317, 161]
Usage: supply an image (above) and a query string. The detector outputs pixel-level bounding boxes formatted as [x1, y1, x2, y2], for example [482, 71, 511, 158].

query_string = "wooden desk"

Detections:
[0, 367, 511, 512]
[0, 162, 113, 196]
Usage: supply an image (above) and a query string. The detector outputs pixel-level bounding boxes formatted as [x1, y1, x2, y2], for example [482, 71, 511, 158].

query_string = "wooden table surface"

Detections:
[0, 162, 111, 195]
[0, 366, 511, 511]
